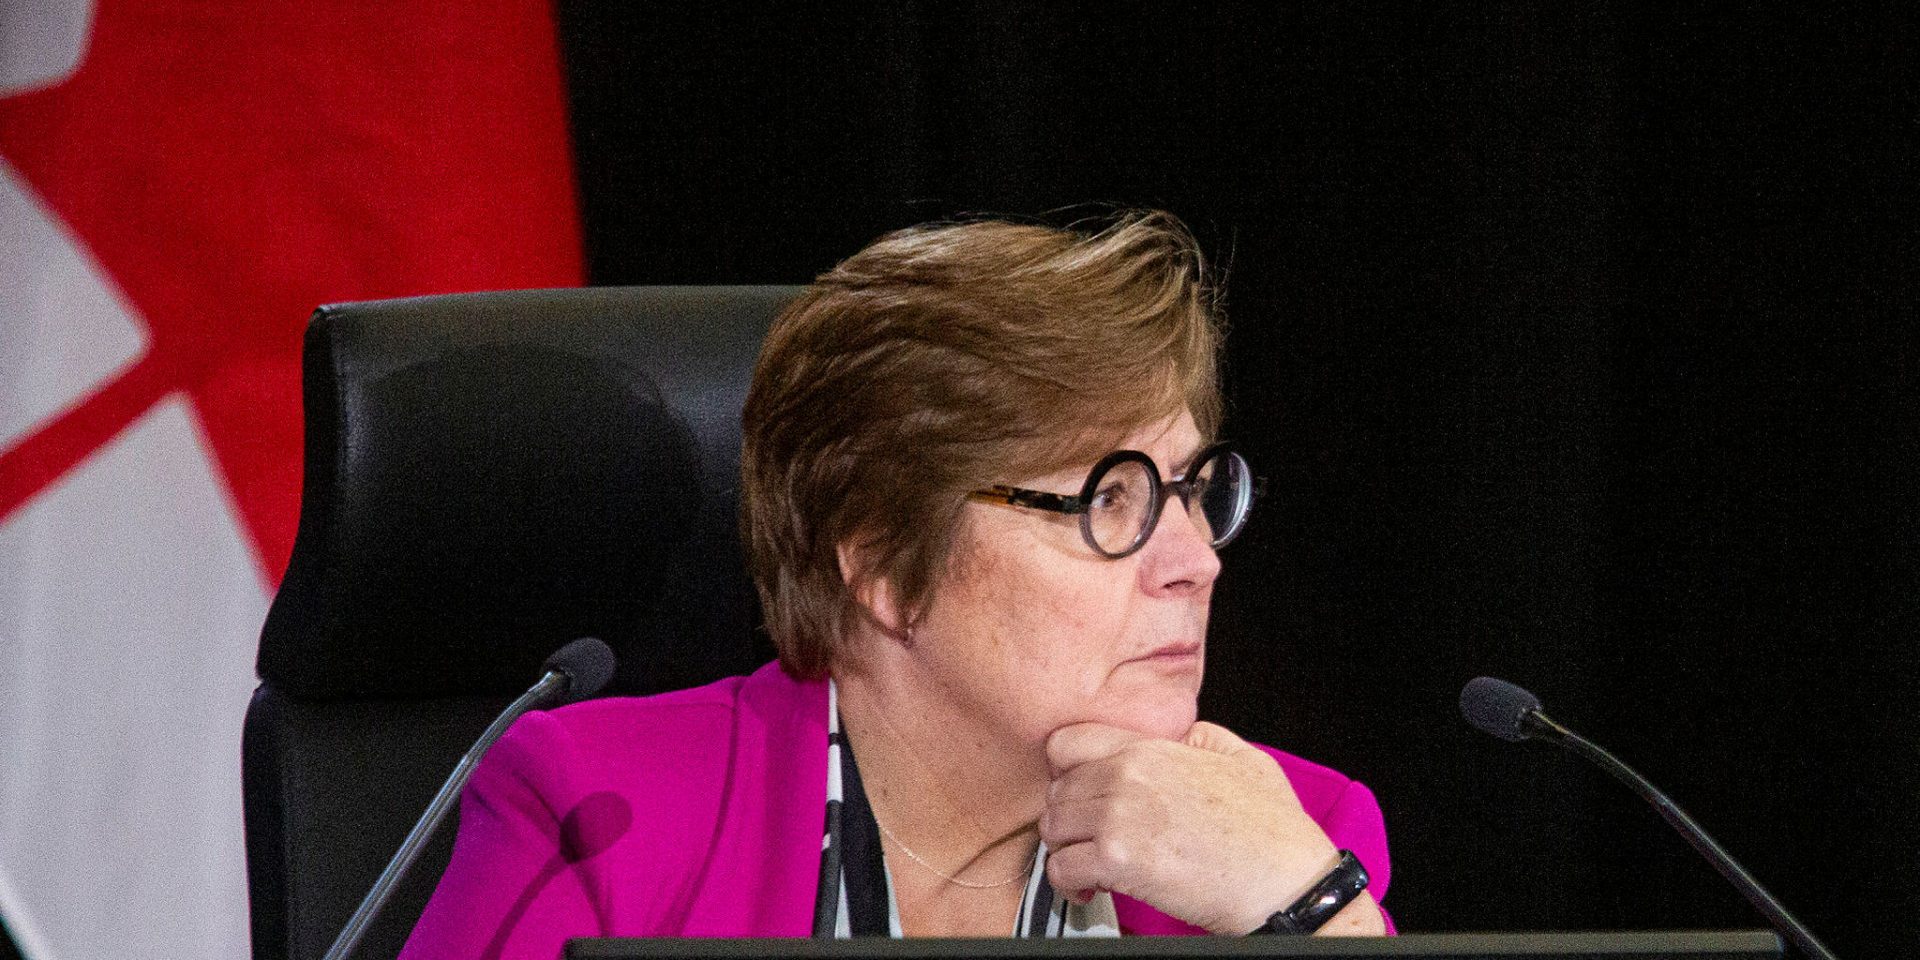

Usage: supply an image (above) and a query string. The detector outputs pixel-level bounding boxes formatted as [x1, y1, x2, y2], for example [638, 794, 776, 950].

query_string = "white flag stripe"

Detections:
[0, 157, 148, 456]
[0, 395, 266, 960]
[0, 0, 91, 97]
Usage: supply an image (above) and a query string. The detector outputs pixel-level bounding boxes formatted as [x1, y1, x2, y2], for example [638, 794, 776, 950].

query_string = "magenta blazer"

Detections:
[399, 662, 1393, 960]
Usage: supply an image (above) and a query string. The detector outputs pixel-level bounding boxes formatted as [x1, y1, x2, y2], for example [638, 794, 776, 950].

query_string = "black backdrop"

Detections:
[557, 4, 1916, 957]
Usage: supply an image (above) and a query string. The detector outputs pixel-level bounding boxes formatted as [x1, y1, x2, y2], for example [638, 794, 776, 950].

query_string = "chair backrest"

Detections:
[243, 286, 800, 960]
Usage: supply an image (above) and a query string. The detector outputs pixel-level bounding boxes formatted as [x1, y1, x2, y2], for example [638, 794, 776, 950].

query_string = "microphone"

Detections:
[1459, 677, 1836, 960]
[321, 637, 617, 960]
[1459, 676, 1554, 743]
[542, 635, 617, 705]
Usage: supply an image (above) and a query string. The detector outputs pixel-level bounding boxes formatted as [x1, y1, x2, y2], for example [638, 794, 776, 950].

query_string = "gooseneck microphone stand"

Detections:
[1462, 676, 1839, 960]
[1518, 709, 1838, 960]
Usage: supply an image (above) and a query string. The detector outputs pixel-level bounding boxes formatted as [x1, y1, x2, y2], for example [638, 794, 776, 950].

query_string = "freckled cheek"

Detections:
[958, 518, 1137, 678]
[1046, 580, 1138, 677]
[988, 575, 1069, 660]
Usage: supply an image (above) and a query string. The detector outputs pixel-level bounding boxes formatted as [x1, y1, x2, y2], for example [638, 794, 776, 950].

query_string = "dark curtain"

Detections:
[558, 4, 1918, 955]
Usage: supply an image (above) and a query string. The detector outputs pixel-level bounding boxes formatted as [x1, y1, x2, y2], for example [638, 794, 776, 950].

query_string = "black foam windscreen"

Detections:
[1460, 676, 1543, 742]
[545, 637, 616, 703]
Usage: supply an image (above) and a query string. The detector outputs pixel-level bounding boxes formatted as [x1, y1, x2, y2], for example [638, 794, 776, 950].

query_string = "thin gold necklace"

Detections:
[872, 815, 1034, 889]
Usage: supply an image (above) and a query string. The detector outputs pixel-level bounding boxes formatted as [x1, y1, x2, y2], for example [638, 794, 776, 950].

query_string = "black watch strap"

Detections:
[1252, 849, 1369, 935]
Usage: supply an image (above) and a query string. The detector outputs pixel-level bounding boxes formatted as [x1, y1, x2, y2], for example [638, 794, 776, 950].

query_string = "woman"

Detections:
[399, 211, 1390, 958]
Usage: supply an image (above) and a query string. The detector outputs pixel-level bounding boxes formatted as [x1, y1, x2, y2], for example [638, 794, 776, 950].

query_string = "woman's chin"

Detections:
[1088, 687, 1201, 741]
[1015, 667, 1204, 745]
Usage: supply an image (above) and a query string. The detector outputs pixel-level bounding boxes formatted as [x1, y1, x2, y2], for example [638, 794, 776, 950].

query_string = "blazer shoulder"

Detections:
[544, 674, 749, 743]
[540, 658, 819, 734]
[518, 674, 753, 795]
[506, 661, 824, 805]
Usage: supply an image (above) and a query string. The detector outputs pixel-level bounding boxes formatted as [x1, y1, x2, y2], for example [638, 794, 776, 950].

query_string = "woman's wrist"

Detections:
[1245, 849, 1370, 936]
[1314, 891, 1388, 936]
[1207, 845, 1331, 934]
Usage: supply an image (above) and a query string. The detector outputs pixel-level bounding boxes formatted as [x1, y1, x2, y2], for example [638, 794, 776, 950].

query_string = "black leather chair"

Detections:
[243, 287, 799, 960]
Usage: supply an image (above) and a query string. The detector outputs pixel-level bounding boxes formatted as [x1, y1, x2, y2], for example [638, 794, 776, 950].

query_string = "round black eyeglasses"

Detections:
[966, 443, 1264, 559]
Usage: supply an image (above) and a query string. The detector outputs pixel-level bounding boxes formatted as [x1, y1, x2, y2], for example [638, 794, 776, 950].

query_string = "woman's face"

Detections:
[911, 409, 1222, 748]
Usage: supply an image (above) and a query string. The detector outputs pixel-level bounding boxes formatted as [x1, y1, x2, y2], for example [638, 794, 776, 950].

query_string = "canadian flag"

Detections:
[0, 2, 583, 958]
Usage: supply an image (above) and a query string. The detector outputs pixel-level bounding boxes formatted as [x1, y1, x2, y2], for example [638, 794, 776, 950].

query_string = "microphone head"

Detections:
[543, 637, 616, 704]
[1460, 676, 1543, 742]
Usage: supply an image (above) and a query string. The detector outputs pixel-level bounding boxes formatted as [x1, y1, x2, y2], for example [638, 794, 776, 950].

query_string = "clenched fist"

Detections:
[1040, 720, 1385, 936]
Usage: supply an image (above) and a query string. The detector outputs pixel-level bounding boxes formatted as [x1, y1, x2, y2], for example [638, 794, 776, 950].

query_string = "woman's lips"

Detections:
[1130, 641, 1202, 664]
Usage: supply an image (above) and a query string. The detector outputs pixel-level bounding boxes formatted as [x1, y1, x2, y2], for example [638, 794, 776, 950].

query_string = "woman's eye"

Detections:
[1091, 483, 1132, 510]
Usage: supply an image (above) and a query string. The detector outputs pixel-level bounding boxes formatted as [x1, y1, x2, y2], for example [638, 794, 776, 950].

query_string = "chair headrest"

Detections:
[259, 287, 799, 701]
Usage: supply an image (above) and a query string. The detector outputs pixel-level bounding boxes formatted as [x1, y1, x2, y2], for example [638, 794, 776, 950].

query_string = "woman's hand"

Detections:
[1040, 721, 1385, 936]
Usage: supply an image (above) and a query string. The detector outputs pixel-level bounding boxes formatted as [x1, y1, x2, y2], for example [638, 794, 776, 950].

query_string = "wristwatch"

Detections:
[1251, 849, 1369, 935]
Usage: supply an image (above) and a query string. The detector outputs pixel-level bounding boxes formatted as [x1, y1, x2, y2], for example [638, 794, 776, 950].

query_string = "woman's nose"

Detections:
[1139, 497, 1222, 596]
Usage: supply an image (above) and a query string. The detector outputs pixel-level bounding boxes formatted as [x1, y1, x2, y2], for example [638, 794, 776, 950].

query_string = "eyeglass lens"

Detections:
[1082, 448, 1252, 557]
[1085, 458, 1157, 555]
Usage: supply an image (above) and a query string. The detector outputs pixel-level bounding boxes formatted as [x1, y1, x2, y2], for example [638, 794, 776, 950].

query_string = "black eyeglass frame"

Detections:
[965, 442, 1264, 559]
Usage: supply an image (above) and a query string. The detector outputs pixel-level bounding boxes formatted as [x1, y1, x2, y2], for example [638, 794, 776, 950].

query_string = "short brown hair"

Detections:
[740, 210, 1225, 678]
